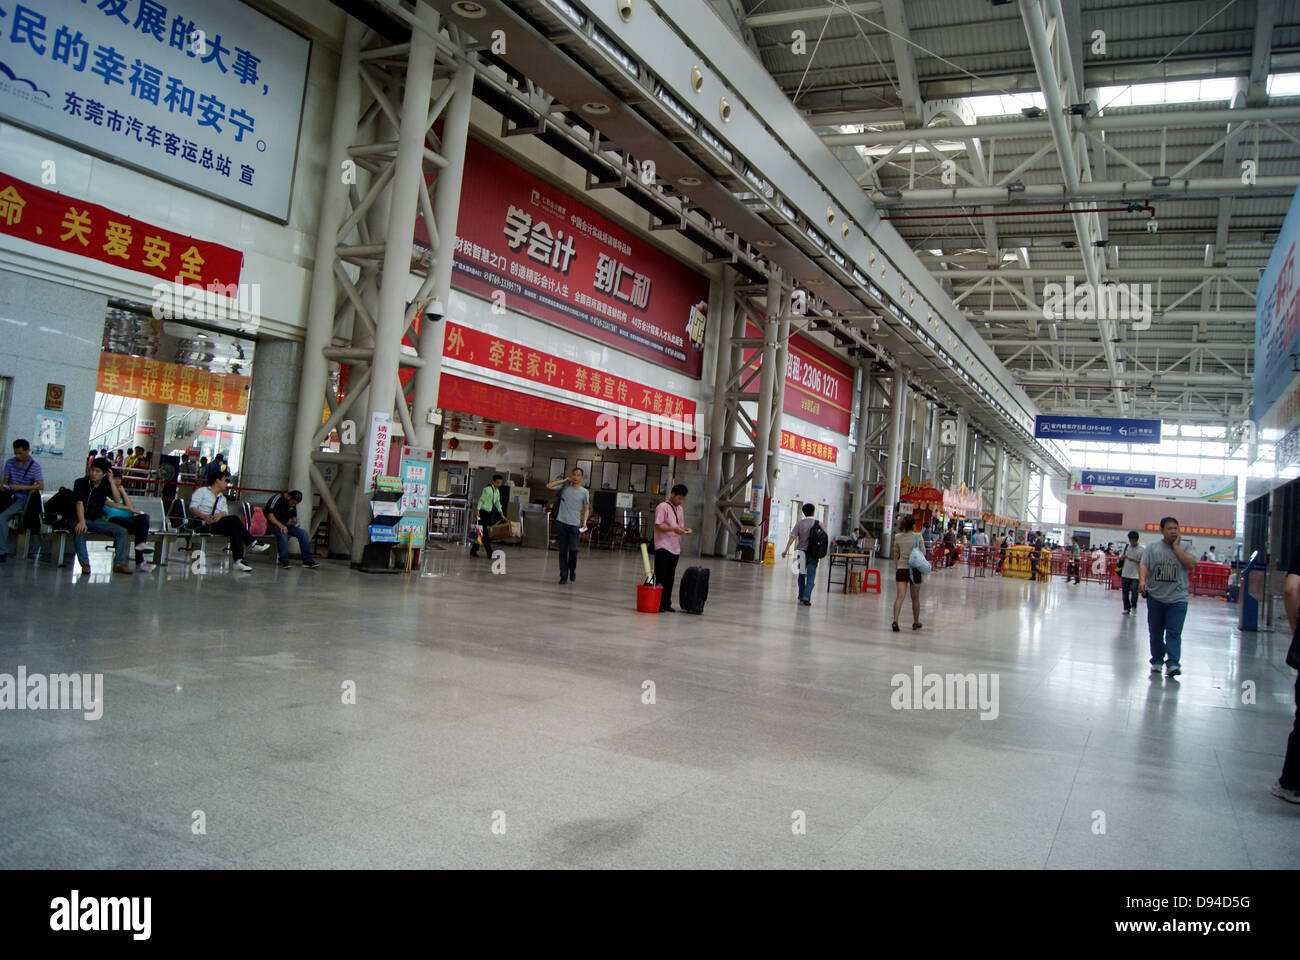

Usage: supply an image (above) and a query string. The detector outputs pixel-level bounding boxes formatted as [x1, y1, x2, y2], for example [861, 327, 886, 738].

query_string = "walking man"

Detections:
[1119, 530, 1143, 615]
[0, 438, 44, 563]
[546, 467, 589, 584]
[470, 474, 505, 559]
[265, 489, 320, 569]
[1139, 516, 1197, 678]
[653, 484, 691, 611]
[780, 502, 821, 606]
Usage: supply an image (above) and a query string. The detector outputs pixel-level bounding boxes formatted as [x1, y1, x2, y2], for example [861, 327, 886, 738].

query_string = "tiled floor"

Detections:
[2, 543, 1296, 868]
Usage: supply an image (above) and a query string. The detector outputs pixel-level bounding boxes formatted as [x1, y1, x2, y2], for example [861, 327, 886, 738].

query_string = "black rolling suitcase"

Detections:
[679, 565, 709, 614]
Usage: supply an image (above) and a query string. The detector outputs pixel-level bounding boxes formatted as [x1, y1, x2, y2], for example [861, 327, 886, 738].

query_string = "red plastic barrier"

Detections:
[1190, 562, 1231, 597]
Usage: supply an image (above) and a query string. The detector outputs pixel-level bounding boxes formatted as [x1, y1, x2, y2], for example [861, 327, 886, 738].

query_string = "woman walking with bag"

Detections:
[891, 514, 927, 632]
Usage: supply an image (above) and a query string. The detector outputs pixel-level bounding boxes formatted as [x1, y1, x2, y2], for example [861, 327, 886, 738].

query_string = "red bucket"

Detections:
[636, 583, 662, 613]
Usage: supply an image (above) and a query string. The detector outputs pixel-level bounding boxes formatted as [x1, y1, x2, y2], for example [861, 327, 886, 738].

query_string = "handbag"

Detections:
[0, 489, 14, 513]
[907, 535, 932, 575]
[102, 502, 133, 520]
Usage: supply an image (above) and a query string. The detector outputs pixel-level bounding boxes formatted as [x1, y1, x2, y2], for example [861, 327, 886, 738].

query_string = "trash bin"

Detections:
[636, 583, 662, 613]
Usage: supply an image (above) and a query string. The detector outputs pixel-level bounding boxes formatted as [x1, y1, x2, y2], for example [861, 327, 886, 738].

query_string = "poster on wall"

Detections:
[575, 458, 592, 481]
[0, 0, 311, 221]
[419, 137, 709, 377]
[601, 461, 619, 491]
[629, 463, 647, 493]
[33, 407, 65, 456]
[548, 457, 566, 482]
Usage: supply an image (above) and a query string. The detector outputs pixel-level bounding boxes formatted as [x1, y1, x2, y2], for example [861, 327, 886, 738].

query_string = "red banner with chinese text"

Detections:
[439, 374, 693, 457]
[1143, 523, 1234, 537]
[441, 321, 696, 421]
[0, 171, 243, 288]
[97, 353, 249, 415]
[779, 429, 839, 464]
[744, 319, 853, 434]
[418, 137, 709, 377]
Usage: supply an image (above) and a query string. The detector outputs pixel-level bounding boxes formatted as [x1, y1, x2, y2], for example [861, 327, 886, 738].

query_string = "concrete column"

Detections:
[350, 10, 438, 563]
[240, 338, 303, 494]
[992, 442, 1005, 517]
[702, 272, 731, 555]
[132, 400, 168, 458]
[880, 369, 906, 558]
[849, 365, 869, 531]
[410, 59, 475, 448]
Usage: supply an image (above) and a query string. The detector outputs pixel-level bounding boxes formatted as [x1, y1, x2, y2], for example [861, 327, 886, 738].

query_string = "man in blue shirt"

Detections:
[546, 467, 589, 584]
[1, 439, 44, 562]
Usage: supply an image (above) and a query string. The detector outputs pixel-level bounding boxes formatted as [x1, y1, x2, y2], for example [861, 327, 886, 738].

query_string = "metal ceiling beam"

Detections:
[879, 0, 923, 128]
[943, 267, 1262, 279]
[975, 310, 1256, 322]
[1248, 0, 1278, 108]
[873, 175, 1300, 205]
[822, 105, 1300, 146]
[744, 1, 882, 30]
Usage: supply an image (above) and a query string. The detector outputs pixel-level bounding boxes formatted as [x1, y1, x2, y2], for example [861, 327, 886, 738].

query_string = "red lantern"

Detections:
[448, 437, 459, 450]
[483, 441, 493, 451]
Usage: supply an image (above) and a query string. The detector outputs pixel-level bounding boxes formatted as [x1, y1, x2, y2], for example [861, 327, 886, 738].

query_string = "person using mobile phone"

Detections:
[1138, 517, 1198, 678]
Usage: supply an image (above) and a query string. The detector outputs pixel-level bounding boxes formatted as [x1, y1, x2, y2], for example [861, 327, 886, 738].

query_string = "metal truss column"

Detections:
[880, 369, 907, 559]
[349, 4, 439, 564]
[290, 16, 365, 545]
[766, 283, 790, 496]
[953, 410, 969, 489]
[992, 444, 1006, 518]
[849, 364, 869, 535]
[702, 272, 731, 555]
[410, 59, 476, 448]
[750, 269, 781, 551]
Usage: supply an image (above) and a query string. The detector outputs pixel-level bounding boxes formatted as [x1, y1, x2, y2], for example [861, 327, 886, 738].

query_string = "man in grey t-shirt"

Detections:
[1139, 516, 1198, 678]
[546, 467, 589, 584]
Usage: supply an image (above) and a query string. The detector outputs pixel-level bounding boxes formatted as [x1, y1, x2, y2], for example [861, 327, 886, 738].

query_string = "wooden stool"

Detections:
[846, 570, 862, 594]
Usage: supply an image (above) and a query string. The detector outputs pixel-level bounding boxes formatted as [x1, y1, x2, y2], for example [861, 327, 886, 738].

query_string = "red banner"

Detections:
[1143, 523, 1234, 537]
[442, 321, 695, 421]
[418, 137, 709, 377]
[439, 374, 693, 457]
[744, 319, 853, 434]
[779, 429, 839, 464]
[97, 353, 249, 415]
[0, 171, 243, 289]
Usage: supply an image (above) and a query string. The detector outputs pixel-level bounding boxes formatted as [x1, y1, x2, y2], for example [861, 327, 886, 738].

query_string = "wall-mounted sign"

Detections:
[0, 0, 310, 220]
[779, 428, 838, 464]
[1255, 185, 1300, 421]
[44, 382, 64, 410]
[33, 407, 64, 456]
[421, 137, 709, 377]
[743, 319, 853, 434]
[1034, 415, 1161, 444]
[1070, 469, 1236, 502]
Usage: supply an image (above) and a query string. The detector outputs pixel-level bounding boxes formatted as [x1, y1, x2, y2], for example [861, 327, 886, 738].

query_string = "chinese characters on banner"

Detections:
[1143, 523, 1235, 537]
[0, 0, 310, 219]
[779, 429, 839, 465]
[417, 137, 709, 377]
[743, 319, 853, 434]
[441, 321, 696, 422]
[1071, 468, 1237, 502]
[364, 412, 392, 493]
[0, 172, 243, 288]
[96, 352, 249, 415]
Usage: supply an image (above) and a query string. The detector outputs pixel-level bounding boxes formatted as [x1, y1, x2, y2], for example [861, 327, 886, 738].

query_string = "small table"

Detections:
[826, 551, 874, 593]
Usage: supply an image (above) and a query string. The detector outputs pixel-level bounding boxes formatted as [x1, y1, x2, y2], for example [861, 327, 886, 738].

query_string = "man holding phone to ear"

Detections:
[546, 467, 589, 584]
[1139, 516, 1198, 678]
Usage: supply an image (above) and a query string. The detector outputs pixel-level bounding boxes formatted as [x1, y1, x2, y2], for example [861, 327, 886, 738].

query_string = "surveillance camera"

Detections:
[871, 319, 880, 333]
[424, 299, 445, 322]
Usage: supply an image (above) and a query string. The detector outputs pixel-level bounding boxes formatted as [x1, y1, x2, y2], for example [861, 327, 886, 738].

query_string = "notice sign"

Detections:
[0, 0, 310, 220]
[779, 429, 838, 464]
[1071, 469, 1237, 502]
[421, 137, 709, 377]
[364, 412, 392, 494]
[1034, 415, 1161, 444]
[0, 171, 243, 287]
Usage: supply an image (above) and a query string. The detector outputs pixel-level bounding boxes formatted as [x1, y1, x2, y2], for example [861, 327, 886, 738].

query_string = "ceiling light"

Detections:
[1021, 106, 1045, 118]
[451, 0, 487, 17]
[1007, 181, 1026, 193]
[677, 175, 702, 186]
[581, 101, 611, 115]
[755, 239, 777, 248]
[1152, 176, 1171, 187]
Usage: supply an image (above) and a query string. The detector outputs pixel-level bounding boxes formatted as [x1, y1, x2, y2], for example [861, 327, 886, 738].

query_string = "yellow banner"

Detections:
[97, 353, 249, 415]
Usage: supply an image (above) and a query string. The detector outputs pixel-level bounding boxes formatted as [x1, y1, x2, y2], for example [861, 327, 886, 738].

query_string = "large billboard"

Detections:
[421, 137, 709, 378]
[743, 319, 854, 435]
[0, 0, 310, 221]
[1255, 185, 1300, 423]
[1069, 469, 1237, 502]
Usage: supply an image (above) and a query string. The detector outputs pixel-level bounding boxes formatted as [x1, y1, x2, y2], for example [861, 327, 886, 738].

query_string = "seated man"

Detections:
[264, 489, 320, 569]
[189, 467, 269, 572]
[1, 438, 44, 563]
[71, 457, 133, 575]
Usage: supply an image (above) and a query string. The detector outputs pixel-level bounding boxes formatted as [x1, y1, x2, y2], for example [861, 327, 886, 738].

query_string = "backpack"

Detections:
[41, 487, 77, 531]
[806, 521, 828, 561]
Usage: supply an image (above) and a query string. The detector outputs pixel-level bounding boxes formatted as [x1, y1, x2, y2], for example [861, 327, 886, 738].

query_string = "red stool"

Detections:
[863, 569, 881, 594]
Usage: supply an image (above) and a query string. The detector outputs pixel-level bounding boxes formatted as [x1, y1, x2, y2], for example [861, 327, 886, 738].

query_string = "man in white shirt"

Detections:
[189, 468, 269, 572]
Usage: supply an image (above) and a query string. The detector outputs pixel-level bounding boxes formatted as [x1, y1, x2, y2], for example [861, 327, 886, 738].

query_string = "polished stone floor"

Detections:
[2, 541, 1296, 869]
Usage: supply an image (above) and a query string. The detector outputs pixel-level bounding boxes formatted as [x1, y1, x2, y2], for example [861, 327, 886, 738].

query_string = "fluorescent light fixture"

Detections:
[1268, 72, 1300, 97]
[965, 92, 1046, 118]
[857, 141, 965, 157]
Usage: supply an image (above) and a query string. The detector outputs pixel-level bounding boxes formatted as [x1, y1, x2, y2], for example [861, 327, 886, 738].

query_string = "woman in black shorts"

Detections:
[891, 514, 923, 632]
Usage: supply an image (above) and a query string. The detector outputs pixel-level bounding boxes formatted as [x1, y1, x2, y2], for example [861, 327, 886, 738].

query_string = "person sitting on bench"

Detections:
[189, 467, 269, 573]
[264, 489, 320, 569]
[104, 467, 155, 572]
[71, 457, 133, 575]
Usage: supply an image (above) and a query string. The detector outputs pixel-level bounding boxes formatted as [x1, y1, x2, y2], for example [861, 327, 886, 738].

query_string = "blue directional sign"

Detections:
[1075, 470, 1156, 490]
[1034, 416, 1162, 444]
